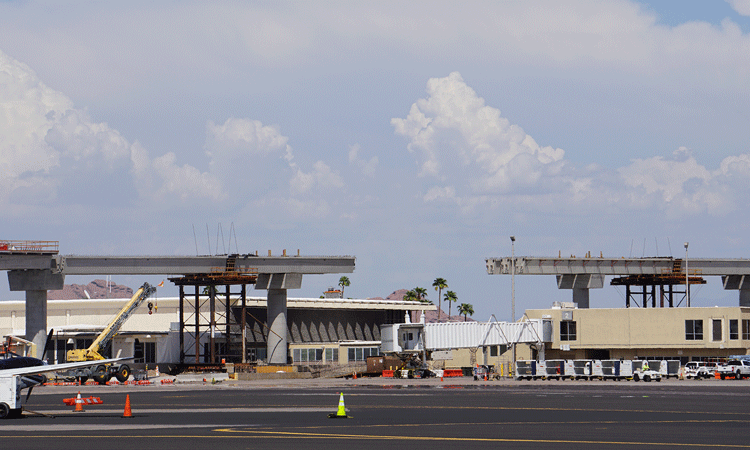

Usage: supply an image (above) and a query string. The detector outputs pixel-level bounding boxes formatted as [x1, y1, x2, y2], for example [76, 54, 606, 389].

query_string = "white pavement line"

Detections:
[9, 407, 333, 416]
[0, 424, 249, 432]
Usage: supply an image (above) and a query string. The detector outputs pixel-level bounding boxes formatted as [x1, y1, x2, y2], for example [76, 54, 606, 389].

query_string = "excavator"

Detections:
[61, 282, 157, 384]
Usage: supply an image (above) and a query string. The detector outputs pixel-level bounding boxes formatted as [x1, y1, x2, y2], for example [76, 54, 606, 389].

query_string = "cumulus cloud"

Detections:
[392, 72, 566, 194]
[727, 0, 750, 16]
[348, 144, 378, 177]
[394, 72, 750, 218]
[205, 116, 346, 204]
[1, 48, 345, 215]
[290, 161, 344, 195]
[1, 48, 230, 207]
[205, 118, 293, 164]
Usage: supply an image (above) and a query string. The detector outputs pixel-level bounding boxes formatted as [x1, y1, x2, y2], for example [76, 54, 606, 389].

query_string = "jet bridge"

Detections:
[424, 318, 551, 351]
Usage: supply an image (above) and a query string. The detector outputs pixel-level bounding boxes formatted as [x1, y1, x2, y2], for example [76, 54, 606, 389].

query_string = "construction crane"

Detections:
[63, 282, 157, 384]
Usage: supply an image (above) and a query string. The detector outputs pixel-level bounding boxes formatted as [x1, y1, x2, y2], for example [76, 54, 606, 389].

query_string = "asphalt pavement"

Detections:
[2, 375, 749, 449]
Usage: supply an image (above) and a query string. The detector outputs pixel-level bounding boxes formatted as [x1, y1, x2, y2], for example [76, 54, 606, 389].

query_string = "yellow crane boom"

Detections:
[67, 282, 157, 362]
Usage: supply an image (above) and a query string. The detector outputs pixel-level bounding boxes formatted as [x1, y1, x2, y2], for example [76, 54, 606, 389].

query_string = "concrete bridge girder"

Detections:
[488, 256, 750, 308]
[1, 253, 355, 364]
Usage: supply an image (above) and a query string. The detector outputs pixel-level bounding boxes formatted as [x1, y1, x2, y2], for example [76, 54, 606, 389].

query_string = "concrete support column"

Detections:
[25, 290, 48, 359]
[8, 269, 64, 359]
[557, 274, 602, 309]
[572, 288, 590, 309]
[255, 273, 303, 365]
[741, 288, 750, 307]
[266, 288, 288, 364]
[722, 275, 750, 307]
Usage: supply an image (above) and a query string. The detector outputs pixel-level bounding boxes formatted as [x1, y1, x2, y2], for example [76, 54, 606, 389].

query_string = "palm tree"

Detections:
[413, 287, 428, 303]
[444, 291, 457, 321]
[432, 277, 448, 322]
[403, 290, 418, 302]
[458, 303, 474, 321]
[338, 276, 350, 298]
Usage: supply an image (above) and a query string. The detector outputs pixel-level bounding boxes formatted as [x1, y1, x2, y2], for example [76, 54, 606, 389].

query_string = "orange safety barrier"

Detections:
[443, 369, 464, 377]
[382, 370, 394, 378]
[63, 396, 103, 406]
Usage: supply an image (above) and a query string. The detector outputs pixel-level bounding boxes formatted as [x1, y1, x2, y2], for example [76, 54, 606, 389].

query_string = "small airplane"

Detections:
[0, 355, 129, 419]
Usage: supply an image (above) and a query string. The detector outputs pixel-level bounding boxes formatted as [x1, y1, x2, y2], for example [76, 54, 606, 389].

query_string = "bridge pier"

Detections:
[7, 269, 65, 359]
[256, 273, 303, 364]
[556, 274, 603, 309]
[722, 275, 750, 307]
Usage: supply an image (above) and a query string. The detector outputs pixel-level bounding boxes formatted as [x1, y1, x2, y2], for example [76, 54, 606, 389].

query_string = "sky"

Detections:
[2, 0, 750, 320]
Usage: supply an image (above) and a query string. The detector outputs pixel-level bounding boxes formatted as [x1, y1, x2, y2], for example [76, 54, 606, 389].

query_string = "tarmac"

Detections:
[5, 373, 750, 450]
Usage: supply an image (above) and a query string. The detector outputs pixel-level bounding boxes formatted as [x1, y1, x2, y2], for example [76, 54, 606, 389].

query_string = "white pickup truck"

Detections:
[684, 361, 712, 379]
[716, 360, 750, 380]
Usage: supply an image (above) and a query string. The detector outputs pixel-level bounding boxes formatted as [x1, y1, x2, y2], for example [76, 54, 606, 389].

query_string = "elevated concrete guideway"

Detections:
[486, 256, 750, 308]
[2, 252, 355, 362]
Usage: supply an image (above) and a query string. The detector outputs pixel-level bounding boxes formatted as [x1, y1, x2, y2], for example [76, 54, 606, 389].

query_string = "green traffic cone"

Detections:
[328, 392, 350, 418]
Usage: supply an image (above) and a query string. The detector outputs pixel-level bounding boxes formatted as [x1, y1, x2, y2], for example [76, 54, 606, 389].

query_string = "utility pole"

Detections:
[684, 242, 690, 307]
[510, 235, 516, 376]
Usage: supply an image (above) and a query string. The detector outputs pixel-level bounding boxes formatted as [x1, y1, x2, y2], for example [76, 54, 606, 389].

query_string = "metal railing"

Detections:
[0, 240, 59, 254]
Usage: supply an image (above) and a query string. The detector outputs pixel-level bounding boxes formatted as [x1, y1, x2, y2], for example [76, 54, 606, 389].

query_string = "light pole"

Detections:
[684, 242, 690, 307]
[510, 235, 516, 374]
[510, 236, 516, 323]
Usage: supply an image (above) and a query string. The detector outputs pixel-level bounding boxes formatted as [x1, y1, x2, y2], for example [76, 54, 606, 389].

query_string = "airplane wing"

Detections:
[0, 358, 130, 377]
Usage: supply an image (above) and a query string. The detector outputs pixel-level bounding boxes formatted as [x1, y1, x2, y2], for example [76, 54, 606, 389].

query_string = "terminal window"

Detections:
[730, 319, 739, 340]
[712, 319, 722, 341]
[560, 321, 577, 341]
[325, 348, 339, 362]
[293, 348, 323, 362]
[685, 320, 703, 340]
[743, 320, 750, 340]
[347, 347, 380, 361]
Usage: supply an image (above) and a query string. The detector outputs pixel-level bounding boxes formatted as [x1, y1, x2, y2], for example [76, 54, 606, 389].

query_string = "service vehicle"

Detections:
[716, 359, 750, 380]
[632, 361, 662, 382]
[684, 361, 711, 379]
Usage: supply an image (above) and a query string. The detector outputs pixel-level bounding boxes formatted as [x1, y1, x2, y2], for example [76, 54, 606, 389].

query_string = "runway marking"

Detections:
[212, 428, 750, 447]
[20, 403, 750, 417]
[351, 404, 750, 416]
[279, 418, 750, 429]
[2, 430, 748, 447]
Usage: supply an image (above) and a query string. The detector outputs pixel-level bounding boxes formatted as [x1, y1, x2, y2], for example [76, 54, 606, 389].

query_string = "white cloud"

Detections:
[290, 161, 344, 195]
[424, 186, 457, 203]
[348, 144, 378, 177]
[727, 0, 750, 16]
[392, 72, 566, 193]
[618, 147, 710, 202]
[394, 72, 750, 219]
[0, 48, 223, 207]
[205, 117, 293, 163]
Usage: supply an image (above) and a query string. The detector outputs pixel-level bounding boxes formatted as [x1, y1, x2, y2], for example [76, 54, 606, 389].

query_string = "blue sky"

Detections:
[2, 1, 750, 319]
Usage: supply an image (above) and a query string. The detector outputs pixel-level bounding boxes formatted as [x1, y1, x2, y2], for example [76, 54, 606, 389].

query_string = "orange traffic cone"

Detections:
[74, 391, 85, 412]
[123, 394, 133, 418]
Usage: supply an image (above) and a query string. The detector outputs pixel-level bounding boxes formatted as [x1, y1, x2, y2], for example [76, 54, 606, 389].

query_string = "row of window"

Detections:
[292, 347, 380, 363]
[559, 319, 750, 342]
[686, 319, 750, 341]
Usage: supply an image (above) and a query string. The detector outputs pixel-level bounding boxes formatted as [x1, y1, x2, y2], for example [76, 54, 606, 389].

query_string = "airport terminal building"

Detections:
[0, 295, 433, 372]
[523, 303, 750, 364]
